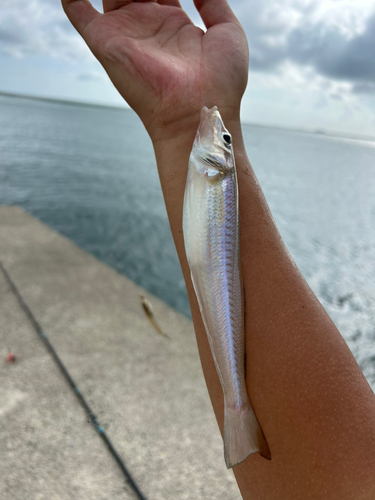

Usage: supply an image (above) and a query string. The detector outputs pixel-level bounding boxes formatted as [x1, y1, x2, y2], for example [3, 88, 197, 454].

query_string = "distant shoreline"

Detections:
[0, 90, 128, 113]
[1, 90, 374, 144]
[245, 120, 375, 145]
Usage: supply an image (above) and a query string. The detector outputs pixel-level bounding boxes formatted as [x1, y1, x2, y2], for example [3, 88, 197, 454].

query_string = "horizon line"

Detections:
[1, 90, 374, 144]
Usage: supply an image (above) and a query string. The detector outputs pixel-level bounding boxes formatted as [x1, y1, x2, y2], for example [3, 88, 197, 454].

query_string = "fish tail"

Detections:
[223, 403, 271, 468]
[149, 317, 170, 339]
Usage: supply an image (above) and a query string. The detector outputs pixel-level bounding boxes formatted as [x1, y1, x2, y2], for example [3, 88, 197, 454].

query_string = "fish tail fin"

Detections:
[149, 317, 170, 339]
[223, 403, 271, 468]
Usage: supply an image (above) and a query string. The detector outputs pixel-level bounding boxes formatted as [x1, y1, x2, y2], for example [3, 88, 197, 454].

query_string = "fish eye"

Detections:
[222, 133, 232, 146]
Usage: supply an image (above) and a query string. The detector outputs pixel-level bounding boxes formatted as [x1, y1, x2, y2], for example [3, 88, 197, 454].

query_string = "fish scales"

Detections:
[183, 106, 270, 468]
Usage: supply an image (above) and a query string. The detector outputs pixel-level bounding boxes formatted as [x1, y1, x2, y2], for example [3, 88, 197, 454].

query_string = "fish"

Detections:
[182, 106, 270, 468]
[140, 294, 170, 339]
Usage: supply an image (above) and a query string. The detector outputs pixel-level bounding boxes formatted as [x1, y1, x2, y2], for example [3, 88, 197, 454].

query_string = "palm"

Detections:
[80, 2, 248, 138]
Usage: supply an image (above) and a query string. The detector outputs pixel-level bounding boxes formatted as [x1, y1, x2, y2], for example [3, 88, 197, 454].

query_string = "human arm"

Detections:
[154, 118, 375, 500]
[62, 1, 375, 497]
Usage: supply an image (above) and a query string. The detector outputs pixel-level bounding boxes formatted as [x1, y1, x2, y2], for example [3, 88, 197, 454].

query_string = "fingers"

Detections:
[103, 0, 158, 11]
[194, 0, 238, 29]
[62, 0, 100, 36]
[102, 0, 132, 12]
[157, 0, 182, 6]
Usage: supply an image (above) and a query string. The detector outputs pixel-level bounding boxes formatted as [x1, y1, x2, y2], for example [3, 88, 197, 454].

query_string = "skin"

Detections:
[62, 1, 375, 498]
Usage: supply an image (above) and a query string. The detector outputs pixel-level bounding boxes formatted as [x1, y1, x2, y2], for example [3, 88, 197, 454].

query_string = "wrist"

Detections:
[151, 106, 245, 167]
[149, 102, 242, 147]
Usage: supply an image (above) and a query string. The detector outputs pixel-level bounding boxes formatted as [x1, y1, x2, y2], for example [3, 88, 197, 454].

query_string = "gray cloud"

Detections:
[352, 82, 375, 94]
[234, 0, 375, 89]
[235, 1, 291, 71]
[0, 0, 374, 93]
[0, 27, 27, 45]
[77, 71, 103, 81]
[0, 0, 92, 60]
[288, 12, 375, 82]
[330, 93, 343, 101]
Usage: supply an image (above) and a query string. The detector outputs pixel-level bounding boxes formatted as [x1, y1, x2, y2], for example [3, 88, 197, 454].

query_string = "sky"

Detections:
[1, 0, 375, 137]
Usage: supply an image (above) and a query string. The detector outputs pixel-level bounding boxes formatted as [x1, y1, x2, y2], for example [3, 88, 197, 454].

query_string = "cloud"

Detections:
[77, 71, 103, 82]
[288, 12, 375, 83]
[1, 0, 374, 100]
[234, 0, 375, 89]
[234, 0, 319, 71]
[352, 82, 375, 94]
[0, 0, 93, 61]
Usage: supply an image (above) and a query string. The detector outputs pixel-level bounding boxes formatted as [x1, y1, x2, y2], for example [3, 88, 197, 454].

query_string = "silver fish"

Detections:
[183, 106, 270, 468]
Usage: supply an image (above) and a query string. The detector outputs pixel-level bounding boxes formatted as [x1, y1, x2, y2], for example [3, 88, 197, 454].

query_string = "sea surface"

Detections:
[1, 93, 375, 387]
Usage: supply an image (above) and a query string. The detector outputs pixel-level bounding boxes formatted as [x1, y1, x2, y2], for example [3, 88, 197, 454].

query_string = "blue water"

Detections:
[1, 94, 375, 387]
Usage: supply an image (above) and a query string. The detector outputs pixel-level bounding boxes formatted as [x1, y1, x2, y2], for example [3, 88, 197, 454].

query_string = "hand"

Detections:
[61, 0, 249, 142]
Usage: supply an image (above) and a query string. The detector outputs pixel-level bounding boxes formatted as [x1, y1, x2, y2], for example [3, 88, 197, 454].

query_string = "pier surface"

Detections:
[0, 206, 239, 500]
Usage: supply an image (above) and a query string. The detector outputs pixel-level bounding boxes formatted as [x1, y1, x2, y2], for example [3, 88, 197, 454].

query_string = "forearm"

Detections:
[153, 115, 375, 499]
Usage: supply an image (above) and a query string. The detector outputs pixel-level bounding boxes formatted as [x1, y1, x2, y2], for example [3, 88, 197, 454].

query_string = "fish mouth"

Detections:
[200, 106, 219, 121]
[198, 106, 221, 138]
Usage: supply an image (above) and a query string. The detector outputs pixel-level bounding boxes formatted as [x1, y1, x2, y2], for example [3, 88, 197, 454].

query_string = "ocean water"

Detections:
[1, 94, 375, 387]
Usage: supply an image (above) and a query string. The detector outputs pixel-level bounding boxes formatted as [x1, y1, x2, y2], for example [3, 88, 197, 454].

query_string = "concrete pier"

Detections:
[0, 206, 240, 500]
